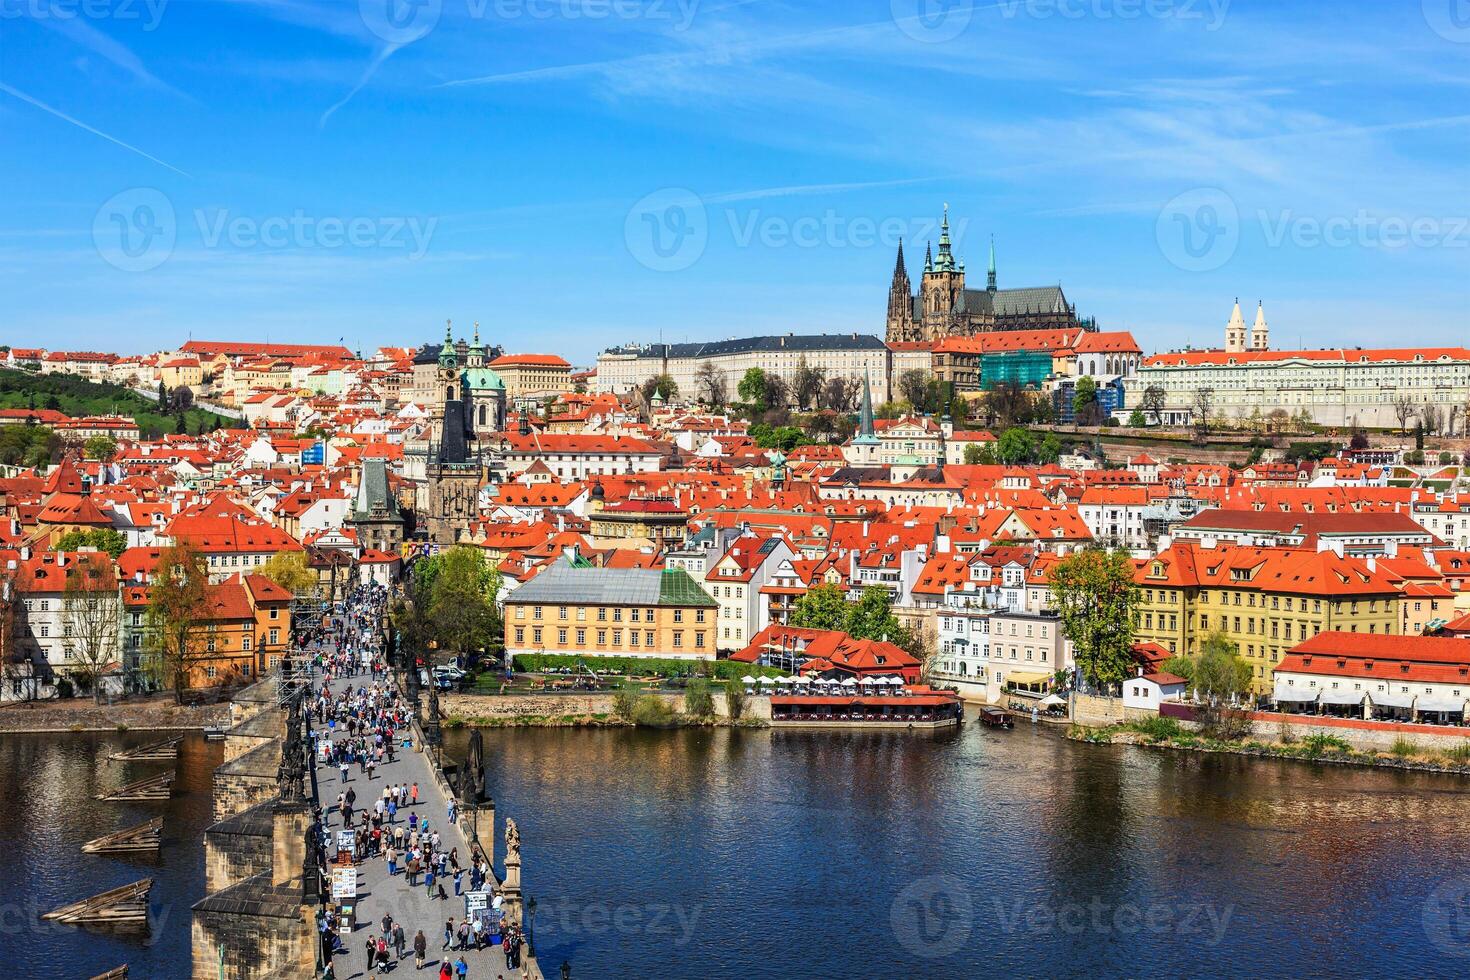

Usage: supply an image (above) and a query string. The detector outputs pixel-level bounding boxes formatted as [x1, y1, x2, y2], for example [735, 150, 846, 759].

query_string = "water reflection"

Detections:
[445, 723, 1470, 979]
[0, 731, 222, 976]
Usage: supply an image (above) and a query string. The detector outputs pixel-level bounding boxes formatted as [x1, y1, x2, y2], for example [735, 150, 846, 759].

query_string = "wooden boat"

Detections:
[82, 817, 164, 855]
[96, 771, 174, 802]
[43, 879, 151, 928]
[979, 706, 1014, 729]
[109, 736, 181, 762]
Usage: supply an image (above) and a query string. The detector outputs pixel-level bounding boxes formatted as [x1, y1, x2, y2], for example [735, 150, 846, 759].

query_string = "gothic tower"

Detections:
[425, 320, 483, 546]
[921, 206, 966, 332]
[1224, 299, 1247, 353]
[885, 242, 917, 342]
[1250, 302, 1269, 351]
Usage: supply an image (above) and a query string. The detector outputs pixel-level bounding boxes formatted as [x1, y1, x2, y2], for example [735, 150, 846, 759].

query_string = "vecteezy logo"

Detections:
[890, 875, 973, 960]
[624, 188, 707, 272]
[1424, 878, 1470, 957]
[360, 0, 442, 45]
[93, 188, 177, 273]
[1424, 0, 1470, 42]
[891, 0, 973, 42]
[1156, 187, 1239, 272]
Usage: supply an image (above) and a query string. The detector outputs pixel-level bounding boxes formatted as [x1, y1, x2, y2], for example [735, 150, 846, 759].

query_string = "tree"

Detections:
[1127, 409, 1146, 428]
[1191, 387, 1215, 442]
[684, 677, 714, 718]
[0, 563, 31, 701]
[0, 424, 60, 468]
[170, 386, 195, 411]
[821, 375, 858, 413]
[897, 369, 930, 410]
[844, 586, 907, 643]
[1421, 403, 1443, 436]
[1392, 394, 1416, 435]
[147, 541, 211, 703]
[792, 358, 826, 410]
[997, 427, 1034, 465]
[1349, 429, 1369, 450]
[259, 551, 318, 595]
[54, 528, 127, 559]
[421, 545, 501, 662]
[764, 375, 790, 410]
[174, 410, 188, 435]
[64, 554, 121, 703]
[984, 381, 1032, 427]
[1072, 376, 1102, 425]
[737, 367, 768, 409]
[639, 374, 678, 403]
[789, 583, 848, 632]
[158, 380, 168, 405]
[962, 443, 984, 465]
[1141, 385, 1166, 426]
[1037, 433, 1062, 465]
[83, 435, 118, 462]
[1048, 549, 1139, 692]
[1164, 632, 1251, 705]
[695, 362, 727, 407]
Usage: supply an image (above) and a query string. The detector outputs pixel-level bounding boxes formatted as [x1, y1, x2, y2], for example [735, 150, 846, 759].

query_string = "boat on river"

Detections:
[768, 685, 963, 729]
[978, 706, 1014, 729]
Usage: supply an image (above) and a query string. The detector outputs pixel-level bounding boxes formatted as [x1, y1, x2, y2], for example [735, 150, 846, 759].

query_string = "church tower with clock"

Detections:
[425, 320, 485, 545]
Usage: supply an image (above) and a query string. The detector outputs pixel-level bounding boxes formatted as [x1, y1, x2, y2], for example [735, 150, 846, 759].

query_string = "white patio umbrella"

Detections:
[842, 677, 858, 687]
[758, 675, 777, 684]
[740, 675, 757, 685]
[1039, 693, 1067, 707]
[793, 675, 813, 685]
[776, 676, 794, 685]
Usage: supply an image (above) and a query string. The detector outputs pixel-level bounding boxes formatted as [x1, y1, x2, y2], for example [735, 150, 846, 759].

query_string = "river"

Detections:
[5, 721, 1469, 978]
[0, 730, 221, 978]
[446, 721, 1470, 979]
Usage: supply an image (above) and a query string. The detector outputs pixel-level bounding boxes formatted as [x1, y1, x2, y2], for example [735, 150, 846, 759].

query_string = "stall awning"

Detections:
[1319, 688, 1366, 706]
[1272, 680, 1319, 704]
[1368, 690, 1416, 710]
[1004, 671, 1051, 686]
[1417, 694, 1468, 714]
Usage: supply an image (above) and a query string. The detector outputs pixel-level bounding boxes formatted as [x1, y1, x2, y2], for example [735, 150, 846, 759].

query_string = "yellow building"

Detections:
[159, 356, 204, 391]
[504, 556, 717, 660]
[489, 354, 573, 398]
[1134, 542, 1402, 694]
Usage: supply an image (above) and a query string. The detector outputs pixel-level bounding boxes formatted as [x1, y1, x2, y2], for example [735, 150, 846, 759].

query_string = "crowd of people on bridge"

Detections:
[306, 583, 524, 979]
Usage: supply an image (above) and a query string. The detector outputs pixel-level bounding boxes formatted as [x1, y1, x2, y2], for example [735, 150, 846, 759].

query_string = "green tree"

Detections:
[420, 546, 502, 661]
[1037, 433, 1062, 465]
[1072, 376, 1099, 424]
[737, 367, 769, 409]
[724, 678, 746, 720]
[63, 554, 121, 703]
[146, 541, 211, 703]
[844, 586, 906, 642]
[789, 583, 848, 632]
[259, 551, 318, 594]
[897, 369, 930, 410]
[962, 443, 984, 465]
[54, 528, 127, 559]
[1128, 409, 1146, 428]
[83, 435, 118, 462]
[640, 374, 678, 403]
[1164, 632, 1251, 705]
[1048, 549, 1139, 691]
[997, 427, 1035, 464]
[684, 677, 714, 718]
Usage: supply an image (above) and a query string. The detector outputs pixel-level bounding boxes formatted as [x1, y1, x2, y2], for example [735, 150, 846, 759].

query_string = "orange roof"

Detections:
[490, 353, 571, 368]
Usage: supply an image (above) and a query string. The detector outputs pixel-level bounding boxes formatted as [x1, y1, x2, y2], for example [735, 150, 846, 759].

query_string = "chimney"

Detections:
[134, 570, 143, 583]
[19, 546, 29, 561]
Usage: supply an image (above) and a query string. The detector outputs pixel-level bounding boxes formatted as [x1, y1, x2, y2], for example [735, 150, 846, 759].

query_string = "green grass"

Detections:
[0, 368, 236, 438]
[1127, 716, 1185, 742]
[511, 652, 786, 681]
[1389, 736, 1419, 758]
[1440, 742, 1470, 763]
[1299, 733, 1353, 757]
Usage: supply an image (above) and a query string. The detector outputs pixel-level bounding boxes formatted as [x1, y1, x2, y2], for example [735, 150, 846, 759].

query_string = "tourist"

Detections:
[454, 956, 468, 978]
[454, 868, 464, 896]
[365, 934, 376, 973]
[377, 934, 390, 971]
[411, 782, 419, 806]
[426, 863, 437, 897]
[393, 922, 406, 961]
[413, 929, 427, 970]
[443, 917, 455, 950]
[439, 961, 453, 980]
[456, 918, 469, 950]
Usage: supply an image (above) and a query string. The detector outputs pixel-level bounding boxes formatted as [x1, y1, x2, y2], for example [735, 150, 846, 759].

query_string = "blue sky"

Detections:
[2, 0, 1468, 364]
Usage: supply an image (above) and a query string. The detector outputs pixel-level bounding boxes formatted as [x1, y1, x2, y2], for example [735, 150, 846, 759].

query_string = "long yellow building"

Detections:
[1133, 542, 1402, 695]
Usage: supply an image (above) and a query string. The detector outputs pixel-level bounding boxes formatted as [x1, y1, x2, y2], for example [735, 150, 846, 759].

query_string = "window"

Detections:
[646, 630, 654, 646]
[516, 606, 526, 620]
[268, 629, 279, 645]
[673, 609, 683, 623]
[672, 632, 683, 648]
[576, 607, 586, 621]
[598, 608, 607, 621]
[630, 631, 640, 647]
[697, 609, 706, 623]
[597, 630, 607, 645]
[612, 630, 622, 646]
[533, 606, 543, 620]
[532, 627, 542, 644]
[613, 608, 623, 622]
[696, 632, 705, 648]
[576, 629, 586, 645]
[631, 609, 641, 623]
[558, 629, 568, 644]
[647, 608, 656, 621]
[515, 628, 525, 644]
[243, 636, 252, 650]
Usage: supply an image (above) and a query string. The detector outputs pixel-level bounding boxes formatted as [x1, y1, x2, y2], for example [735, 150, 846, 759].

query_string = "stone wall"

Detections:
[191, 875, 316, 980]
[1165, 705, 1470, 752]
[213, 737, 283, 821]
[1072, 694, 1126, 726]
[205, 801, 276, 893]
[441, 690, 773, 722]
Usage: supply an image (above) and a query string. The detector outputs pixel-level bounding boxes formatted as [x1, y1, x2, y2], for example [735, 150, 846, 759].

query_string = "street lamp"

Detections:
[526, 896, 537, 956]
[561, 962, 570, 980]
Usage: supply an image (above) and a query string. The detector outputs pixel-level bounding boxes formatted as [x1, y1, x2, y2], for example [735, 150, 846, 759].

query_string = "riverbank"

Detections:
[1069, 718, 1470, 775]
[0, 695, 228, 733]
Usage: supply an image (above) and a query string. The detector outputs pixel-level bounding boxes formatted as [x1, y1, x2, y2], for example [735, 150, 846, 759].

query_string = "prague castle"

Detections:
[885, 207, 1084, 344]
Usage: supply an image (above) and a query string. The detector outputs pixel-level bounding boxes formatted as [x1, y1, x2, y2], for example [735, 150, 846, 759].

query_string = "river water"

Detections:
[0, 730, 221, 978]
[446, 721, 1470, 979]
[5, 721, 1470, 978]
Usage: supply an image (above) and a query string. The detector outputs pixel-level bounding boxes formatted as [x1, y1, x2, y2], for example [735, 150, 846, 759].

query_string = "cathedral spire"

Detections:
[924, 241, 933, 274]
[987, 235, 997, 292]
[856, 372, 878, 444]
[893, 241, 907, 278]
[439, 318, 458, 368]
[932, 203, 958, 272]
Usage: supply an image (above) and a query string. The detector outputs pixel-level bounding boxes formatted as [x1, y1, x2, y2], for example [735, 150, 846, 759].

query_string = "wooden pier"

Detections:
[82, 817, 164, 855]
[96, 771, 174, 801]
[88, 968, 128, 980]
[43, 878, 152, 928]
[109, 736, 181, 762]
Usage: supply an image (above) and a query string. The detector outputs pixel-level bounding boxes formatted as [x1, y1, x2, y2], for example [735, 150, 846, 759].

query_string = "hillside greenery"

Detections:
[0, 368, 236, 439]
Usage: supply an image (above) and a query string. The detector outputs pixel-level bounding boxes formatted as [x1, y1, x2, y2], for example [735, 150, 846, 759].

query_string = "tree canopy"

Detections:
[1048, 548, 1139, 690]
[54, 527, 127, 559]
[259, 551, 318, 594]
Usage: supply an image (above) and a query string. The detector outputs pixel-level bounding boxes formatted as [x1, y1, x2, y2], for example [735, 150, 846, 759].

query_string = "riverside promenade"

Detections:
[313, 666, 538, 980]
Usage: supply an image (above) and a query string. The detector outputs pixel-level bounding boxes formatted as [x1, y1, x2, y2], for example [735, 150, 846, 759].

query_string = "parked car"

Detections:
[432, 665, 467, 690]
